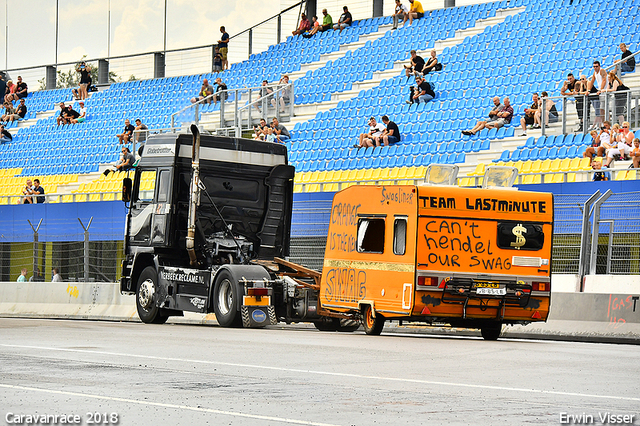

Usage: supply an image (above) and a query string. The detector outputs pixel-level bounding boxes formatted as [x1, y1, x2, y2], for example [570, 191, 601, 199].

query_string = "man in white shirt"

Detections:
[392, 0, 409, 29]
[355, 117, 386, 148]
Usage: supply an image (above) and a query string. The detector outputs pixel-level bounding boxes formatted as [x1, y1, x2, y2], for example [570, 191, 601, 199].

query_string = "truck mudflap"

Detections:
[241, 305, 277, 327]
[441, 277, 534, 320]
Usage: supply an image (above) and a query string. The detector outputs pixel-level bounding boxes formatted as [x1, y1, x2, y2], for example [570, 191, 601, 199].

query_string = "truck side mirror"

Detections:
[122, 178, 132, 203]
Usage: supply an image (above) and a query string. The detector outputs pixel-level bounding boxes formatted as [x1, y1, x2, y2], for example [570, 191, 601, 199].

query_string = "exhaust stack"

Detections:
[186, 124, 201, 266]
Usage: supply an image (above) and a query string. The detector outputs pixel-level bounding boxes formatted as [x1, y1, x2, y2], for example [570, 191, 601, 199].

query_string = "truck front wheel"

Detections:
[213, 270, 242, 327]
[362, 305, 384, 335]
[136, 266, 168, 324]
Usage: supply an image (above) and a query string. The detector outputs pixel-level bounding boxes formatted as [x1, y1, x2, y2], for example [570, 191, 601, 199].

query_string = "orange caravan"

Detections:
[320, 169, 553, 340]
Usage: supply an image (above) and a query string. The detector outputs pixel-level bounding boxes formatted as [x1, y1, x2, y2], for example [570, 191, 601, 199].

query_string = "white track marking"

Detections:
[0, 383, 340, 426]
[2, 344, 639, 403]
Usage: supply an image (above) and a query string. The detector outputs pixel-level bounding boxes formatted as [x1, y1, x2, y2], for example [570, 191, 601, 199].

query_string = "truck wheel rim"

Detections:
[139, 279, 155, 309]
[218, 279, 233, 315]
[365, 307, 374, 328]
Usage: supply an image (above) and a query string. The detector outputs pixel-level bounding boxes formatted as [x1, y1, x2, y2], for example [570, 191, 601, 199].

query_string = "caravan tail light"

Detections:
[418, 276, 437, 286]
[532, 282, 549, 292]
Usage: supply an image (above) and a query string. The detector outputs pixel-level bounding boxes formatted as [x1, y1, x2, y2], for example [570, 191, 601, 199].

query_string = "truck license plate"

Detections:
[476, 287, 506, 296]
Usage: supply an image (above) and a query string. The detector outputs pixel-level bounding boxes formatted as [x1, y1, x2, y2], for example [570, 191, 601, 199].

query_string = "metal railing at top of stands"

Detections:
[540, 90, 640, 137]
[4, 2, 306, 85]
[169, 82, 295, 135]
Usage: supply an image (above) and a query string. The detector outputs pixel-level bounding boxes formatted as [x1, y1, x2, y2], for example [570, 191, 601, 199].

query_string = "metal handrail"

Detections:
[605, 49, 639, 74]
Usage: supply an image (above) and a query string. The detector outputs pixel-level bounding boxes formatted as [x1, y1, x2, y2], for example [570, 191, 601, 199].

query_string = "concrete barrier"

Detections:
[0, 278, 638, 343]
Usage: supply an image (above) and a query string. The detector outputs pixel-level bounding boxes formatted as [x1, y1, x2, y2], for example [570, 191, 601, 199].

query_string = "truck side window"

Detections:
[393, 218, 407, 255]
[138, 170, 157, 202]
[157, 171, 170, 203]
[357, 218, 385, 253]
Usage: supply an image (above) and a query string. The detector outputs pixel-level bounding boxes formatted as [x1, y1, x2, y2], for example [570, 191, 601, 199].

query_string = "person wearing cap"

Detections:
[355, 117, 386, 148]
[407, 75, 435, 104]
[70, 101, 87, 124]
[403, 0, 424, 26]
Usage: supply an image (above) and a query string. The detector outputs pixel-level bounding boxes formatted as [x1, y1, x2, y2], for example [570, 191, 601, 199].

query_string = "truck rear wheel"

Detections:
[362, 305, 384, 335]
[480, 323, 502, 341]
[136, 266, 168, 324]
[213, 270, 242, 327]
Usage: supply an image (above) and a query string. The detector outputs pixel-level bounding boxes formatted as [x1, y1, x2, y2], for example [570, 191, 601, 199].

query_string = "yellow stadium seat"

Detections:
[371, 168, 381, 180]
[414, 166, 427, 178]
[378, 168, 390, 179]
[308, 171, 320, 183]
[398, 167, 410, 179]
[578, 157, 591, 170]
[567, 173, 577, 183]
[355, 169, 366, 181]
[551, 173, 564, 183]
[458, 177, 471, 187]
[520, 161, 532, 174]
[389, 168, 400, 179]
[362, 169, 374, 181]
[568, 158, 581, 171]
[346, 170, 357, 181]
[293, 185, 303, 193]
[539, 159, 552, 173]
[559, 158, 571, 171]
[625, 170, 638, 180]
[549, 159, 561, 172]
[530, 160, 542, 173]
[324, 183, 339, 192]
[469, 163, 485, 176]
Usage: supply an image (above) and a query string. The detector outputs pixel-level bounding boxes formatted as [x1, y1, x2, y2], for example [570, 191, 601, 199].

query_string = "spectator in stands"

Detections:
[64, 105, 81, 124]
[51, 268, 62, 282]
[72, 61, 92, 100]
[21, 179, 34, 204]
[1, 101, 15, 123]
[592, 159, 609, 181]
[422, 50, 439, 74]
[117, 119, 135, 144]
[303, 16, 321, 38]
[585, 121, 613, 164]
[271, 75, 291, 113]
[72, 100, 87, 124]
[407, 75, 434, 104]
[218, 26, 230, 71]
[333, 6, 352, 33]
[519, 92, 539, 136]
[615, 43, 635, 73]
[603, 71, 630, 123]
[376, 115, 401, 146]
[631, 138, 640, 168]
[212, 49, 223, 72]
[254, 80, 274, 112]
[320, 9, 333, 32]
[605, 132, 631, 167]
[355, 116, 386, 148]
[5, 76, 27, 102]
[561, 73, 586, 132]
[590, 60, 608, 130]
[271, 117, 290, 141]
[0, 124, 12, 143]
[32, 179, 45, 203]
[392, 0, 409, 30]
[17, 268, 27, 282]
[191, 78, 214, 104]
[212, 77, 228, 105]
[403, 0, 424, 25]
[105, 146, 136, 176]
[253, 118, 269, 140]
[293, 13, 311, 36]
[56, 102, 68, 125]
[404, 50, 425, 79]
[4, 80, 15, 102]
[265, 126, 280, 143]
[533, 91, 558, 128]
[462, 96, 512, 135]
[134, 118, 148, 143]
[574, 75, 590, 132]
[9, 98, 28, 122]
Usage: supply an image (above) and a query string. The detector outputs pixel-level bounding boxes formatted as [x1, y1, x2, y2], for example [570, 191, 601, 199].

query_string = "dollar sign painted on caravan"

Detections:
[510, 224, 527, 249]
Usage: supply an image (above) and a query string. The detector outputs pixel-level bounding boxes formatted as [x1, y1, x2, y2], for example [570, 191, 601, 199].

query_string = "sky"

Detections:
[1, 0, 299, 71]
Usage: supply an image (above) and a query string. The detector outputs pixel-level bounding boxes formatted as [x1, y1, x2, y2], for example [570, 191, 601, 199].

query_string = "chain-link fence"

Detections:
[2, 191, 640, 280]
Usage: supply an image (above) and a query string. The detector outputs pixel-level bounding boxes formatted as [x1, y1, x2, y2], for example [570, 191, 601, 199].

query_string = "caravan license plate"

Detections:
[475, 283, 506, 296]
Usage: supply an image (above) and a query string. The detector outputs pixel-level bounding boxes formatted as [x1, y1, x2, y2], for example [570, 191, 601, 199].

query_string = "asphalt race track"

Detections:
[0, 318, 638, 426]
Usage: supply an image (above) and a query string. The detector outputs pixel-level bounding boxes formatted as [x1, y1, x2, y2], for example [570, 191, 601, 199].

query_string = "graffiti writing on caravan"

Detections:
[422, 219, 512, 270]
[331, 202, 361, 226]
[324, 268, 367, 303]
[381, 187, 414, 205]
[329, 232, 357, 252]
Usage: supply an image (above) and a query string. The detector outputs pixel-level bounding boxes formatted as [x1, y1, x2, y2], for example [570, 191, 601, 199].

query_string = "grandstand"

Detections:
[0, 0, 639, 205]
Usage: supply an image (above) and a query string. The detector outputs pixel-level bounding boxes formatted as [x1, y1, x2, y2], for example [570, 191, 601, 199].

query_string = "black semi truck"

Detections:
[120, 127, 351, 330]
